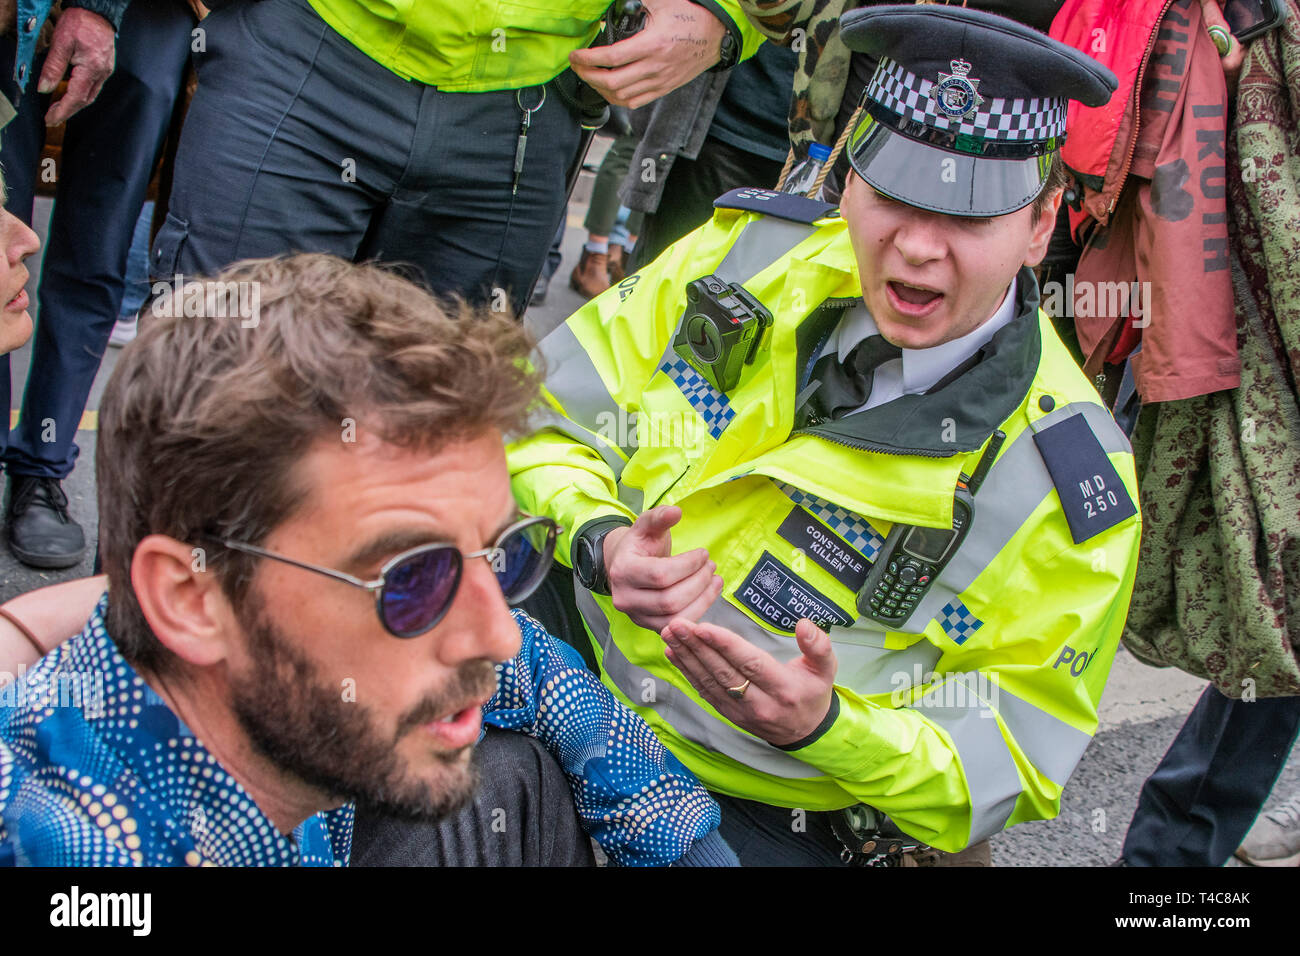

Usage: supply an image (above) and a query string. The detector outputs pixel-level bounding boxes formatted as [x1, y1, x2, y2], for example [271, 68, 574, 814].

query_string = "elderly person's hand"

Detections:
[0, 181, 41, 356]
[38, 6, 116, 125]
[1200, 0, 1247, 95]
[569, 0, 728, 109]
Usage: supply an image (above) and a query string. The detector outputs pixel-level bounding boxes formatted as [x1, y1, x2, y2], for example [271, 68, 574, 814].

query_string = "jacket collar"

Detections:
[793, 266, 1042, 456]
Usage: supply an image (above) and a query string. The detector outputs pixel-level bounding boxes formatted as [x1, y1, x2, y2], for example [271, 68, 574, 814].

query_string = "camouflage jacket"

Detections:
[736, 0, 853, 157]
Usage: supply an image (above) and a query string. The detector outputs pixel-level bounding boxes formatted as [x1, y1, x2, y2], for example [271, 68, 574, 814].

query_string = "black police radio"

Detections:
[857, 430, 1005, 627]
[672, 275, 773, 394]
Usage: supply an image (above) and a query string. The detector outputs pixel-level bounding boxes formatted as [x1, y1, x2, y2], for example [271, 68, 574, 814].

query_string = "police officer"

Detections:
[509, 5, 1139, 865]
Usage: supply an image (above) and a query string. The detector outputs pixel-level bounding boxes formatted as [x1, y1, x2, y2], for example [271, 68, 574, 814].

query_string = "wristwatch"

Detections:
[572, 516, 632, 595]
[713, 31, 740, 71]
[685, 0, 742, 72]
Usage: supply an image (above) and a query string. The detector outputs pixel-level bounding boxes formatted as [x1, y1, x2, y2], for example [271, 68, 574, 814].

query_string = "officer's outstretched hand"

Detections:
[603, 505, 723, 633]
[569, 0, 728, 110]
[661, 617, 838, 748]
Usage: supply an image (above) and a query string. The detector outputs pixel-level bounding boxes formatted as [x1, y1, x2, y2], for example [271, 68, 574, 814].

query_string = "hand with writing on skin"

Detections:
[39, 7, 116, 126]
[569, 0, 727, 110]
[603, 505, 724, 632]
[662, 616, 838, 747]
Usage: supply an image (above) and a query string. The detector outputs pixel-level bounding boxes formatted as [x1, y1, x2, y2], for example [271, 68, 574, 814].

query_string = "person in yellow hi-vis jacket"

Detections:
[509, 5, 1138, 865]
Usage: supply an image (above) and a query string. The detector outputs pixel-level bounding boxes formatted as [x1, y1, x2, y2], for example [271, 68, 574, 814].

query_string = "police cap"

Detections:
[840, 4, 1117, 217]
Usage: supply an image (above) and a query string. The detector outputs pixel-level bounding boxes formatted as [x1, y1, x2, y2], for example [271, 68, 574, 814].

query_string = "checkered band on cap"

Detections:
[869, 56, 1067, 146]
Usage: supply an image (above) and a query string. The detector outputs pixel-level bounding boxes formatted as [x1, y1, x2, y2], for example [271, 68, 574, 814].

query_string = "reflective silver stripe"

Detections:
[536, 322, 622, 436]
[618, 483, 644, 514]
[908, 672, 1021, 842]
[703, 600, 942, 698]
[574, 586, 822, 780]
[527, 406, 628, 481]
[995, 687, 1092, 787]
[715, 217, 820, 285]
[910, 400, 1134, 629]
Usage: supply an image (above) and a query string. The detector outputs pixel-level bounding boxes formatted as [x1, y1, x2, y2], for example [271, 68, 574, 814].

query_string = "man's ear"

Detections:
[130, 534, 238, 668]
[1023, 188, 1063, 269]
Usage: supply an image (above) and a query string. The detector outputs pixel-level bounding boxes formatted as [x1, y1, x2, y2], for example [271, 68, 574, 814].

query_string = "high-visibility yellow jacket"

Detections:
[508, 198, 1142, 852]
[304, 0, 765, 92]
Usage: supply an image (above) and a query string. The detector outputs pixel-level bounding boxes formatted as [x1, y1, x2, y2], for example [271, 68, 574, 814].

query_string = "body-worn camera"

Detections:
[672, 275, 773, 394]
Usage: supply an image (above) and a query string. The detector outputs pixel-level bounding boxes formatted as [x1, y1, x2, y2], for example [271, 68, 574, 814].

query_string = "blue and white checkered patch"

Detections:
[939, 599, 984, 645]
[662, 358, 735, 439]
[871, 57, 1067, 144]
[774, 482, 884, 561]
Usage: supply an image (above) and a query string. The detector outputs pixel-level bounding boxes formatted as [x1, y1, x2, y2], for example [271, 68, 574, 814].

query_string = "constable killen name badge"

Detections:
[735, 551, 854, 634]
[776, 505, 869, 592]
[1032, 414, 1137, 544]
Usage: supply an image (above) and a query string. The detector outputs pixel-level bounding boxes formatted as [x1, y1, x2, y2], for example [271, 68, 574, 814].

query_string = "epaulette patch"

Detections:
[713, 187, 838, 224]
[1033, 413, 1138, 544]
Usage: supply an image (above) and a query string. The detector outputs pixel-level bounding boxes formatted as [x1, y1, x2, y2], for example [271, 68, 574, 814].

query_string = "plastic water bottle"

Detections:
[781, 142, 833, 198]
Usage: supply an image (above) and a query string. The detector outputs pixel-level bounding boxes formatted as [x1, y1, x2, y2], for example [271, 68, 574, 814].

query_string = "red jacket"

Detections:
[1051, 0, 1239, 402]
[1054, 0, 1172, 228]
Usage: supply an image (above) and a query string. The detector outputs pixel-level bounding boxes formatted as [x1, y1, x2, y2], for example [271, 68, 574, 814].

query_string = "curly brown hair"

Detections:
[96, 254, 540, 673]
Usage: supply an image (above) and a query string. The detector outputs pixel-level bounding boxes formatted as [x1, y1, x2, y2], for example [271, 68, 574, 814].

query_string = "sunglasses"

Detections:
[204, 515, 560, 638]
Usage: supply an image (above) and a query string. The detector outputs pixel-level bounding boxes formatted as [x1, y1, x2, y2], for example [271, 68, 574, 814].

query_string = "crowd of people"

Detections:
[0, 0, 1297, 869]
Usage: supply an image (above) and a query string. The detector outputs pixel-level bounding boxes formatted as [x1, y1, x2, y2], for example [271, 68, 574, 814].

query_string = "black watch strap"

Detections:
[571, 515, 633, 595]
[686, 0, 742, 72]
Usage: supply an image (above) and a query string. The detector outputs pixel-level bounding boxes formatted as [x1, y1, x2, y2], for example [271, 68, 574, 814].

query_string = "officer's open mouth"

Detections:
[887, 281, 944, 309]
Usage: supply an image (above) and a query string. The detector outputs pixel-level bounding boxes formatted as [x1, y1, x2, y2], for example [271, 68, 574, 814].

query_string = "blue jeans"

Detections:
[0, 0, 193, 480]
[118, 202, 156, 320]
[154, 0, 581, 317]
[1123, 686, 1300, 865]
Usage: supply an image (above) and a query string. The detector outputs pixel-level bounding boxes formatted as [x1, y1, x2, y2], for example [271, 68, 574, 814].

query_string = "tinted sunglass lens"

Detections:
[494, 521, 557, 603]
[381, 547, 460, 636]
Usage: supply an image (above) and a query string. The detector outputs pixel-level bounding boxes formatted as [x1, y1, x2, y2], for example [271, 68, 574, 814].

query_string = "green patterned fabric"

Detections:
[1121, 7, 1300, 698]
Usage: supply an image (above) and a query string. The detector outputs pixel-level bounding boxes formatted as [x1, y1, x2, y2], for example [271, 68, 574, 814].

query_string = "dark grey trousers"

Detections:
[350, 727, 596, 867]
[153, 0, 582, 316]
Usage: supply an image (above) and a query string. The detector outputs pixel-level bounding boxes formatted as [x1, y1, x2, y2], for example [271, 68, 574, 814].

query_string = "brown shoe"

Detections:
[607, 244, 627, 284]
[569, 248, 612, 299]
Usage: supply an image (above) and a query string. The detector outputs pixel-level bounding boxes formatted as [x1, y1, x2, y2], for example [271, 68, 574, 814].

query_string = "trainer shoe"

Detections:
[530, 271, 551, 308]
[108, 313, 138, 347]
[1236, 792, 1300, 866]
[5, 475, 87, 569]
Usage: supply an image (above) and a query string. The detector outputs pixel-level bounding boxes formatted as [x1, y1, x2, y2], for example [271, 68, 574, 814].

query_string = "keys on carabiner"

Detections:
[513, 87, 546, 196]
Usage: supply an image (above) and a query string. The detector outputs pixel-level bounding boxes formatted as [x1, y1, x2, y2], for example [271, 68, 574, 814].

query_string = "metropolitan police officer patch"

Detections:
[735, 551, 854, 634]
[1032, 414, 1138, 544]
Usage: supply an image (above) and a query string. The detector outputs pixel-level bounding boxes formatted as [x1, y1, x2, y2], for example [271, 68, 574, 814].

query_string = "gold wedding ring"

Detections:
[726, 679, 751, 700]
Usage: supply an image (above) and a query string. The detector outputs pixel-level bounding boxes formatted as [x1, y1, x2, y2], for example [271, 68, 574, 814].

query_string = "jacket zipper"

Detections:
[788, 428, 957, 459]
[1109, 0, 1176, 215]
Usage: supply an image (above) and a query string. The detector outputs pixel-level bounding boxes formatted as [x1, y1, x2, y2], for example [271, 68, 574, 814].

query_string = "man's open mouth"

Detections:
[888, 281, 943, 307]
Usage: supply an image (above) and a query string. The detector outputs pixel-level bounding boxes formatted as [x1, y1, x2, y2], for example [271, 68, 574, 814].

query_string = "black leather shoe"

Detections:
[6, 475, 87, 569]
